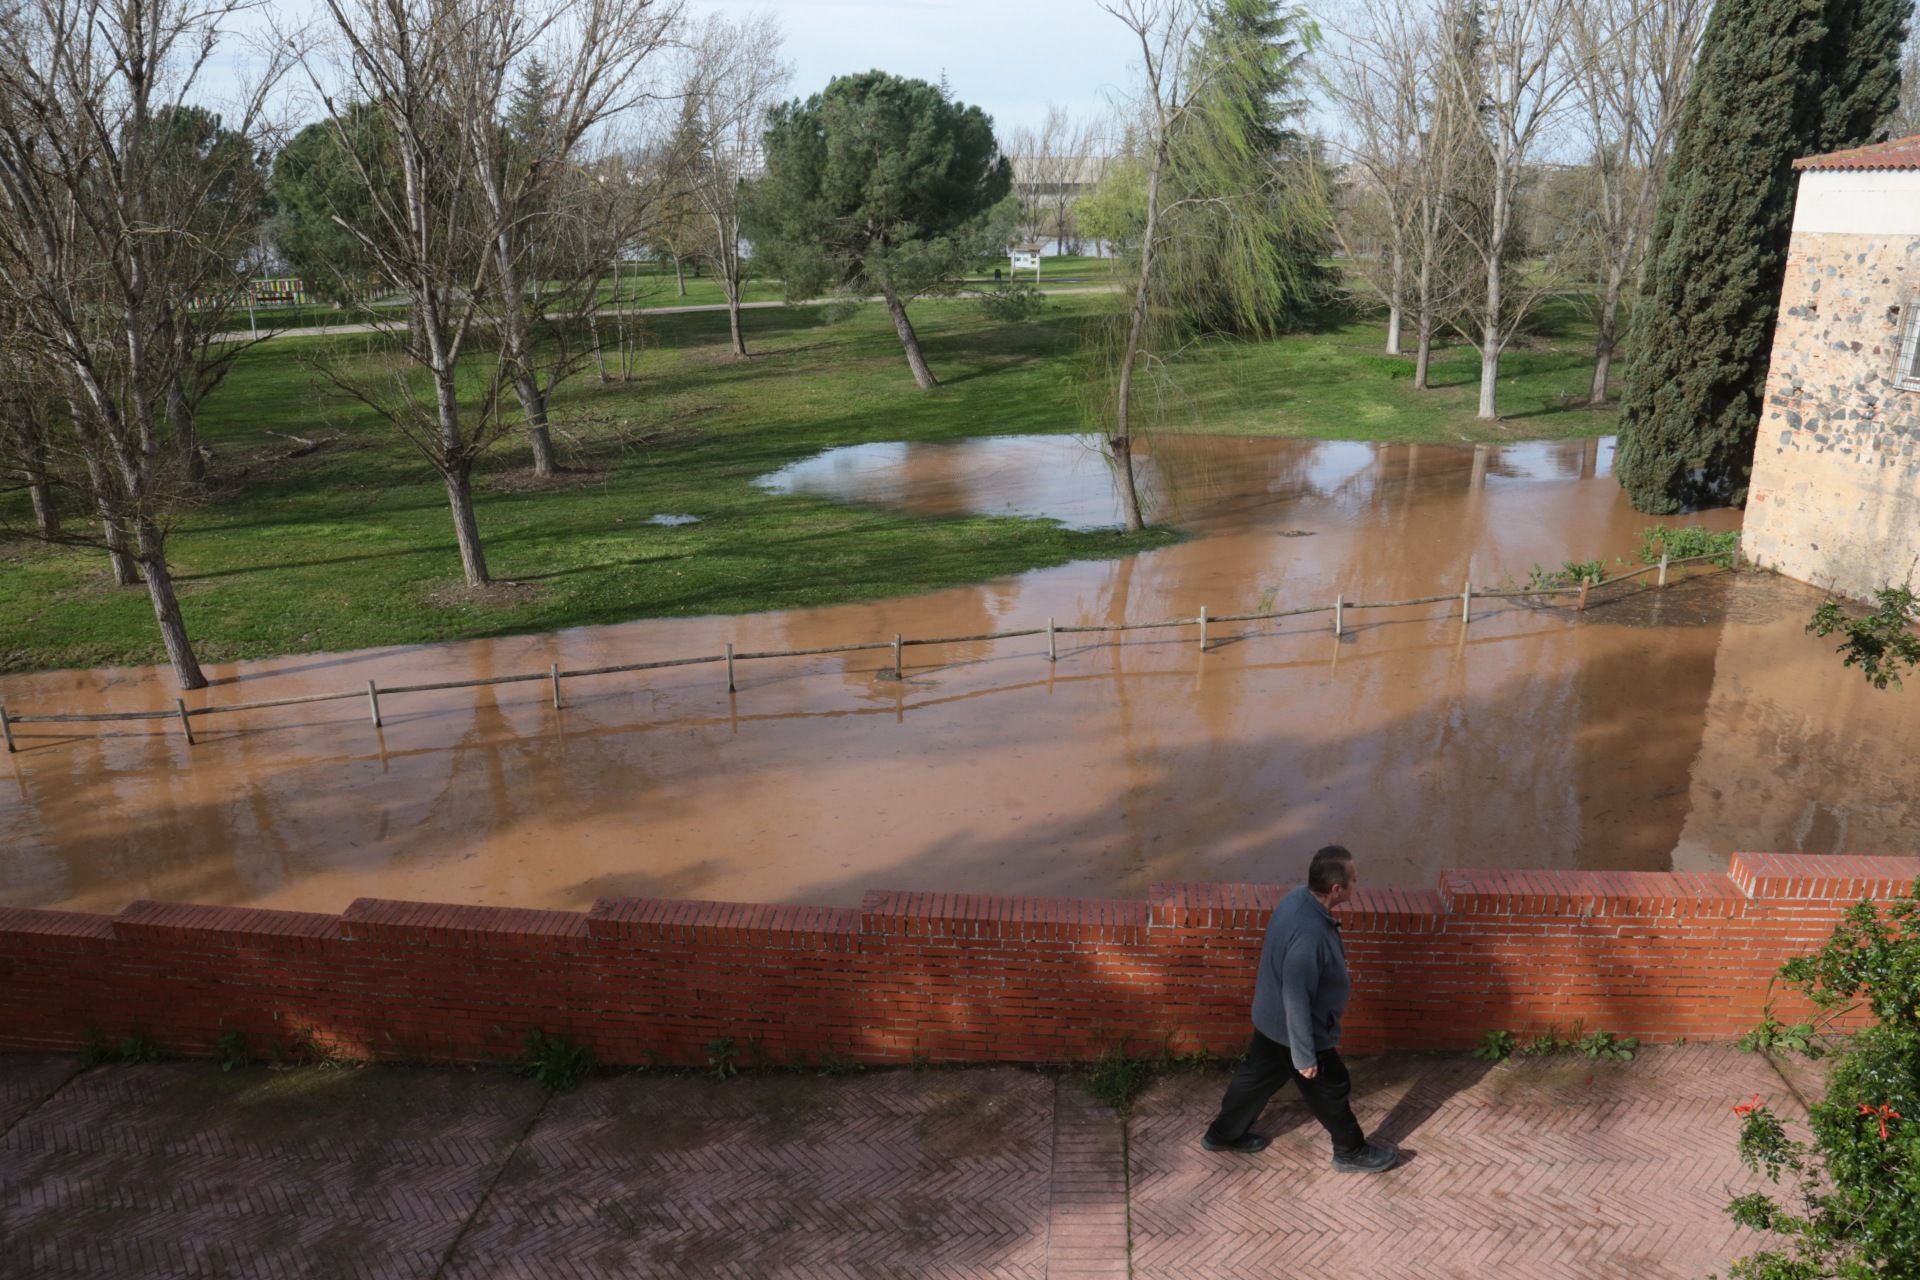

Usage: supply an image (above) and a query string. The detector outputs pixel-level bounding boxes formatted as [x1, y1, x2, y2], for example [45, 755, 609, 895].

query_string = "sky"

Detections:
[204, 0, 1152, 144]
[697, 0, 1146, 138]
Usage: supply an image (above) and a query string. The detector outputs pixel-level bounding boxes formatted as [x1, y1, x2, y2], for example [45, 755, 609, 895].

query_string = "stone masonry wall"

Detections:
[1, 853, 1915, 1067]
[1744, 230, 1920, 600]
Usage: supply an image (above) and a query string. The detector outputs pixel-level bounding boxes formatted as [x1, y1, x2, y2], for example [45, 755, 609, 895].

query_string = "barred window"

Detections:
[1902, 303, 1920, 391]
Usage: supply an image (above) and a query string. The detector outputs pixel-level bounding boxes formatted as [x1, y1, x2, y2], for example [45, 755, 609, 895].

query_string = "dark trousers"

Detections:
[1205, 1030, 1367, 1156]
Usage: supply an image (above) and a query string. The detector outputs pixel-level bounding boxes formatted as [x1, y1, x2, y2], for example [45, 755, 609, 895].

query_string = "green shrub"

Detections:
[1725, 878, 1920, 1277]
[1082, 1045, 1153, 1117]
[1475, 1029, 1517, 1063]
[814, 1052, 864, 1077]
[1576, 1030, 1638, 1062]
[515, 1029, 594, 1092]
[705, 1036, 739, 1081]
[1637, 524, 1740, 567]
[215, 1029, 250, 1073]
[973, 283, 1047, 323]
[1807, 585, 1920, 691]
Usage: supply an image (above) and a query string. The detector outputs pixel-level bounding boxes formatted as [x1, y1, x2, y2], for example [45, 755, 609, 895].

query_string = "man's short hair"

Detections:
[1308, 845, 1355, 895]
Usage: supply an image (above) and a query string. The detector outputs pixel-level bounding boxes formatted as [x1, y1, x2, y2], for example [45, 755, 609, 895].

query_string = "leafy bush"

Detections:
[1576, 1030, 1638, 1062]
[973, 283, 1047, 323]
[515, 1029, 594, 1092]
[215, 1029, 250, 1073]
[1637, 524, 1740, 567]
[1725, 879, 1920, 1277]
[1807, 585, 1920, 691]
[1739, 1008, 1818, 1058]
[1083, 1045, 1153, 1116]
[705, 1036, 739, 1081]
[80, 1033, 163, 1067]
[1475, 1029, 1517, 1063]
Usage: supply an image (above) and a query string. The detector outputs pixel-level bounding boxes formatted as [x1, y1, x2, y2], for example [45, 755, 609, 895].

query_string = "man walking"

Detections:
[1201, 845, 1399, 1172]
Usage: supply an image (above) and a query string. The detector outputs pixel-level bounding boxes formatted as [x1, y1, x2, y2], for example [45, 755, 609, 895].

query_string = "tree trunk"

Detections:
[24, 436, 58, 539]
[168, 376, 205, 485]
[1110, 139, 1166, 535]
[82, 453, 140, 584]
[1415, 321, 1434, 390]
[1590, 265, 1624, 405]
[589, 310, 609, 383]
[673, 255, 686, 297]
[134, 515, 205, 690]
[511, 371, 558, 477]
[727, 294, 746, 358]
[1386, 247, 1405, 355]
[443, 465, 490, 587]
[879, 282, 938, 390]
[1478, 252, 1502, 420]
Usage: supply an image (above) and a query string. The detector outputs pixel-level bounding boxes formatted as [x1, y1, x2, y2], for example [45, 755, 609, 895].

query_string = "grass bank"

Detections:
[0, 292, 1617, 673]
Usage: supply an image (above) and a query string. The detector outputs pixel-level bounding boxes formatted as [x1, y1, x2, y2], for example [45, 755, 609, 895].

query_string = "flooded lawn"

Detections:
[3, 433, 1914, 915]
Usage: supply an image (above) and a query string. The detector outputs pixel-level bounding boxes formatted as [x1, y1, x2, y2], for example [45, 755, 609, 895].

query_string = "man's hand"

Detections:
[1299, 1065, 1319, 1080]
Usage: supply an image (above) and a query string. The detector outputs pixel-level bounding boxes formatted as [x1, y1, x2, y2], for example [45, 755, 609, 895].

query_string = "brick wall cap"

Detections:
[114, 900, 338, 940]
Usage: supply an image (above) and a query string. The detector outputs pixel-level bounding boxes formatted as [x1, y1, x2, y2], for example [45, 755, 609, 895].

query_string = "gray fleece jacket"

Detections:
[1249, 885, 1351, 1071]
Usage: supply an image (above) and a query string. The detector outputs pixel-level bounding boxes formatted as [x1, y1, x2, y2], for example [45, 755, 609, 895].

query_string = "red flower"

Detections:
[1858, 1103, 1902, 1142]
[1733, 1094, 1763, 1118]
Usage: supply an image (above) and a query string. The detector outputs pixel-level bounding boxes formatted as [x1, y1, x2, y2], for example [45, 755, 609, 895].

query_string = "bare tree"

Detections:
[0, 0, 286, 688]
[1436, 0, 1577, 420]
[302, 0, 516, 587]
[1566, 0, 1708, 404]
[455, 0, 679, 477]
[675, 11, 787, 358]
[1327, 0, 1480, 386]
[1008, 104, 1100, 253]
[0, 299, 61, 540]
[1327, 0, 1425, 354]
[1099, 0, 1212, 532]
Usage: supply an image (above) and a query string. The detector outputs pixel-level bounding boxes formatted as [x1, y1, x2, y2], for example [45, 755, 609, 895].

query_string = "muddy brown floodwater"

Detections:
[4, 433, 1916, 916]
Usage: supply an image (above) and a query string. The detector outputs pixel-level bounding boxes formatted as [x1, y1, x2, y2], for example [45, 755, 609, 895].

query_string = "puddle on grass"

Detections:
[4, 433, 1917, 916]
[646, 514, 702, 526]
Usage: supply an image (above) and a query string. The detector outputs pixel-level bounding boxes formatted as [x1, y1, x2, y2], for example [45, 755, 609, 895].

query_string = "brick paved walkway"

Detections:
[0, 1046, 1806, 1279]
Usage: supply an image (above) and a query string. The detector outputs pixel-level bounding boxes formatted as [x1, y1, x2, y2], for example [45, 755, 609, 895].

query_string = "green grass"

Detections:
[0, 292, 1617, 673]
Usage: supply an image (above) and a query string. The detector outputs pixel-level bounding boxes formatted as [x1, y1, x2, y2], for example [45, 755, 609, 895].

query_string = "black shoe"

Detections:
[1331, 1141, 1400, 1173]
[1202, 1130, 1270, 1153]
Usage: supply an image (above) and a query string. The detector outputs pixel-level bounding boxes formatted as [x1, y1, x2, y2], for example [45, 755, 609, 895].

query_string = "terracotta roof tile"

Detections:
[1795, 134, 1920, 172]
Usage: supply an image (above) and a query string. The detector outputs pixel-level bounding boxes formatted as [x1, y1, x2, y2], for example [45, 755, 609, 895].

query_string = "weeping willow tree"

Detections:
[1090, 0, 1334, 531]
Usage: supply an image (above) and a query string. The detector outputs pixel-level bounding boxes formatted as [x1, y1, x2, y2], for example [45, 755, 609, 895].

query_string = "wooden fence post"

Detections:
[175, 698, 195, 746]
[893, 634, 903, 678]
[1198, 606, 1209, 650]
[1658, 551, 1670, 588]
[550, 663, 563, 710]
[1577, 577, 1591, 611]
[726, 642, 736, 692]
[0, 705, 14, 754]
[1461, 580, 1472, 624]
[1047, 617, 1056, 663]
[367, 680, 382, 728]
[1333, 593, 1343, 637]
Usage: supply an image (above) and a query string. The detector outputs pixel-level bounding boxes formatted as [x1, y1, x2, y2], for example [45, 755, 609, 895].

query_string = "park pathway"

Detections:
[211, 284, 1119, 343]
[0, 1044, 1799, 1278]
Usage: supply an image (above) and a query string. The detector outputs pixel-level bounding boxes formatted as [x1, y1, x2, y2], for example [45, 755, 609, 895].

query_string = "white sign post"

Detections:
[1010, 248, 1042, 281]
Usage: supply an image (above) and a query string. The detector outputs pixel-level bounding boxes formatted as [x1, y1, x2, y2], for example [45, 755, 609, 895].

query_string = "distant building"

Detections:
[1008, 154, 1111, 204]
[1743, 135, 1920, 600]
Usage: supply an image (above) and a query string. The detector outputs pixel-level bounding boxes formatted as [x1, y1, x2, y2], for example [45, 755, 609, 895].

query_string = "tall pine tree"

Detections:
[1615, 0, 1909, 513]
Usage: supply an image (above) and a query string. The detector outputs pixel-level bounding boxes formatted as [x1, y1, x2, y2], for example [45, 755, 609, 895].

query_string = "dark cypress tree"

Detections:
[1615, 0, 1910, 514]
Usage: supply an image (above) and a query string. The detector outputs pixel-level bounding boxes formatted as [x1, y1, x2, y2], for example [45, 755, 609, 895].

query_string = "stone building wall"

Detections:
[1744, 171, 1920, 601]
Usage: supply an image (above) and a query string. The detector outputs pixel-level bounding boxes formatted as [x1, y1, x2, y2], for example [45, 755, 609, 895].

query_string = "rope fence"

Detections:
[0, 551, 1729, 753]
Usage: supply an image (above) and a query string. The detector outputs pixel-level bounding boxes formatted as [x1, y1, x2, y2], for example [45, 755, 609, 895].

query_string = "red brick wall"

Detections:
[1, 853, 1914, 1066]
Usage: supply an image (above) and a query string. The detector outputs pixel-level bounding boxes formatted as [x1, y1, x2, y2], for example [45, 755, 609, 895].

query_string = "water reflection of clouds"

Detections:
[758, 434, 1624, 531]
[1485, 438, 1618, 483]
